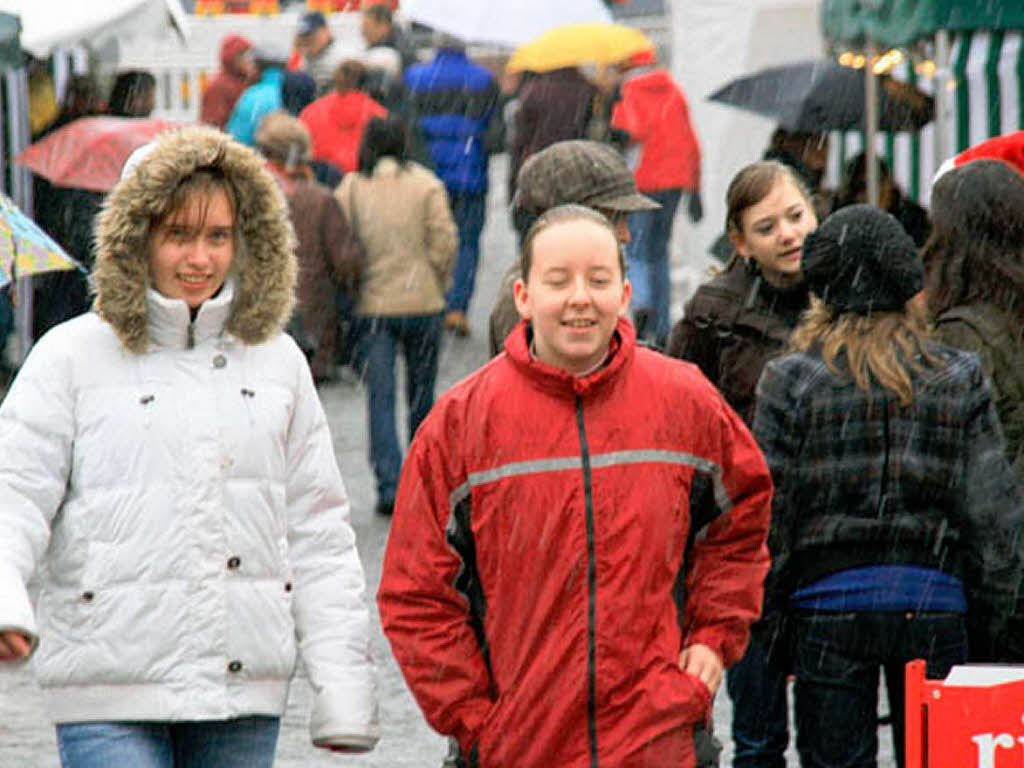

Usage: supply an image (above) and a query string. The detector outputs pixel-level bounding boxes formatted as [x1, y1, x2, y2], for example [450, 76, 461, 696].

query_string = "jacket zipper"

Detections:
[574, 396, 600, 768]
[187, 323, 195, 350]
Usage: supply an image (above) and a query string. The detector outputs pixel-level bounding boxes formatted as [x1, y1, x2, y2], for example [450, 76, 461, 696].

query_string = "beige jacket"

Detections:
[336, 158, 456, 317]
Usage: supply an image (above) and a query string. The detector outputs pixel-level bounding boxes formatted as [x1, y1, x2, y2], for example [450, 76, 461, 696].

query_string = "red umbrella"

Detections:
[16, 116, 181, 192]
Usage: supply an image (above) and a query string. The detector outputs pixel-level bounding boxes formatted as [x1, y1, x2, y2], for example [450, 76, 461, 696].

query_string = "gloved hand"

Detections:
[687, 191, 704, 223]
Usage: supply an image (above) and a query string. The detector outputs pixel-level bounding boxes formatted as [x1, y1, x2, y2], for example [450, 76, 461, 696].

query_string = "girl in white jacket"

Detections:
[0, 126, 378, 766]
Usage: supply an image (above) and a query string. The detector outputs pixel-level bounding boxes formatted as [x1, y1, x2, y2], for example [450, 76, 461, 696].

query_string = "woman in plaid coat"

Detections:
[754, 205, 1024, 768]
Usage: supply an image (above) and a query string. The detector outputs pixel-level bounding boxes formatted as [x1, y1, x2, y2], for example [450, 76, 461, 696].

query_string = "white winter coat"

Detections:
[0, 126, 377, 749]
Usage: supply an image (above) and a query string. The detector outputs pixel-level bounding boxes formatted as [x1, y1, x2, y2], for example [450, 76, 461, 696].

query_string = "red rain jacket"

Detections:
[612, 67, 701, 193]
[378, 318, 772, 768]
[299, 90, 386, 174]
[200, 34, 253, 130]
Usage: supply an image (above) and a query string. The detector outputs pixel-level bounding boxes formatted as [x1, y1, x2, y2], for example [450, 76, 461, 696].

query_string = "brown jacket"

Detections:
[509, 69, 598, 202]
[668, 259, 808, 426]
[488, 263, 521, 356]
[336, 158, 457, 317]
[276, 171, 362, 381]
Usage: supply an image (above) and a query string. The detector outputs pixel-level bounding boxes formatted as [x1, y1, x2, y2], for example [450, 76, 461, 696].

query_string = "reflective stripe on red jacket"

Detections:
[378, 318, 771, 768]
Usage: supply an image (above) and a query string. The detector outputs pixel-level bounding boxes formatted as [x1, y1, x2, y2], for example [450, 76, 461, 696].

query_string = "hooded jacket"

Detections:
[200, 34, 252, 129]
[378, 318, 772, 768]
[611, 66, 701, 193]
[299, 89, 386, 174]
[0, 127, 378, 748]
[227, 67, 285, 147]
[405, 49, 499, 195]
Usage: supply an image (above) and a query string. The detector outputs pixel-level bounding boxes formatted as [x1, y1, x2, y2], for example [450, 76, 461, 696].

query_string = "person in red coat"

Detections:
[200, 34, 256, 130]
[299, 60, 386, 175]
[612, 50, 703, 349]
[378, 204, 772, 768]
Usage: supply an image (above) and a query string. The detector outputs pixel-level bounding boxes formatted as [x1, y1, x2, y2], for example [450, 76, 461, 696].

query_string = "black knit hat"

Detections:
[801, 204, 924, 314]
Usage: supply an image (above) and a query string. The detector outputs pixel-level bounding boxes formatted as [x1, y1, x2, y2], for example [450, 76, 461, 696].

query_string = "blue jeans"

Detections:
[56, 717, 280, 768]
[355, 313, 443, 503]
[446, 192, 487, 313]
[626, 188, 682, 348]
[726, 636, 789, 768]
[793, 611, 967, 768]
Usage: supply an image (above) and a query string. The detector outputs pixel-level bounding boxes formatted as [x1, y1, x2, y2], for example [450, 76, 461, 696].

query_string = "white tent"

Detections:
[666, 0, 825, 299]
[0, 0, 187, 60]
[400, 0, 612, 48]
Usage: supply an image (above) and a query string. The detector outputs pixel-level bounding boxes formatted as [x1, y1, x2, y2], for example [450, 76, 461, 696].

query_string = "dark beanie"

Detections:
[801, 204, 924, 314]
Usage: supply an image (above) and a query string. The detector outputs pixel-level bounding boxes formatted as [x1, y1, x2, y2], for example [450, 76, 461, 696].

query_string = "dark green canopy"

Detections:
[822, 0, 1024, 50]
[0, 12, 21, 71]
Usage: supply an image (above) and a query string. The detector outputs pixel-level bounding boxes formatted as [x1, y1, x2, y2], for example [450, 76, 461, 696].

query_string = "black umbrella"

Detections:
[708, 59, 933, 133]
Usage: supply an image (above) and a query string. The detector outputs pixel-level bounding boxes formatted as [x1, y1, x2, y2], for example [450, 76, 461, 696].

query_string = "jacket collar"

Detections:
[504, 316, 636, 399]
[145, 278, 236, 350]
[372, 156, 402, 177]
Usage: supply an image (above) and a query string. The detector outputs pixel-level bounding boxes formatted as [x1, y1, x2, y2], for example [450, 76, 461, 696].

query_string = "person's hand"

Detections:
[678, 643, 723, 695]
[0, 631, 31, 662]
[687, 191, 704, 223]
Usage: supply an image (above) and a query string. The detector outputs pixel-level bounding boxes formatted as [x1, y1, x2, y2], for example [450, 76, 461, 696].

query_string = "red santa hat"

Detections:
[934, 130, 1024, 183]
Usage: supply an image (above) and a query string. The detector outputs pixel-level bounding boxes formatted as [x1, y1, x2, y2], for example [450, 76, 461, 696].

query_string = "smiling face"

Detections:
[730, 174, 818, 282]
[149, 187, 235, 311]
[513, 216, 631, 375]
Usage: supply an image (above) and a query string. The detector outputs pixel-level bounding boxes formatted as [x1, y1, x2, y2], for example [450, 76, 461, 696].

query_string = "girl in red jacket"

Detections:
[379, 204, 772, 767]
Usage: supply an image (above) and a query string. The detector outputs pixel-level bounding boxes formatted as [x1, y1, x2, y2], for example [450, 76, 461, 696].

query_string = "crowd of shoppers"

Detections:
[7, 7, 1024, 768]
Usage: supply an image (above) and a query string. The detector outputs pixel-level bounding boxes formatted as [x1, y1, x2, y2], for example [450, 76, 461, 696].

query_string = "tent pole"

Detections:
[934, 30, 953, 169]
[865, 41, 879, 206]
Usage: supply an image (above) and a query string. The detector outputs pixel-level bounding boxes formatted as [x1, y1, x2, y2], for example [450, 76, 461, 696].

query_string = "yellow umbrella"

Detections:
[506, 23, 655, 74]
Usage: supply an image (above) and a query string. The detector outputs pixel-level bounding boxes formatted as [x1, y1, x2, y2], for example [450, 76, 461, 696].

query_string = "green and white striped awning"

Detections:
[831, 30, 1024, 206]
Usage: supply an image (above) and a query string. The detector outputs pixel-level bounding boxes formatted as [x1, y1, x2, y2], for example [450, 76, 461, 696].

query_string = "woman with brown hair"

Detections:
[0, 126, 378, 764]
[669, 160, 816, 422]
[337, 115, 456, 516]
[755, 204, 1024, 768]
[669, 159, 817, 768]
[923, 159, 1024, 482]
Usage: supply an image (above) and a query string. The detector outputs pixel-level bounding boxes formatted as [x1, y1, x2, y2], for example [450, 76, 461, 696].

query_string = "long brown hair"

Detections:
[789, 296, 940, 406]
[922, 160, 1024, 341]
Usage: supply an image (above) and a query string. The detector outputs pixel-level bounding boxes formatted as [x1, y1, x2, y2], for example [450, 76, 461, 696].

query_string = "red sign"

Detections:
[906, 660, 1024, 768]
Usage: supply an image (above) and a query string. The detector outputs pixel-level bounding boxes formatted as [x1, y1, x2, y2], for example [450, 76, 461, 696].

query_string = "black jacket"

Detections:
[755, 345, 1024, 661]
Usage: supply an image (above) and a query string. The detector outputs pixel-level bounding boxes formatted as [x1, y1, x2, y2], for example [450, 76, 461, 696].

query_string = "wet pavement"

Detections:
[0, 155, 893, 766]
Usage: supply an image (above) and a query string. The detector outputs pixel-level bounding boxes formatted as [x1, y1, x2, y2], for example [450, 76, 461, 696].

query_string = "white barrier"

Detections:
[118, 11, 365, 123]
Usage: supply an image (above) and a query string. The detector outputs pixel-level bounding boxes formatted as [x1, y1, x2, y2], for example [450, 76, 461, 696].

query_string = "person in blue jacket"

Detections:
[405, 34, 499, 337]
[226, 47, 286, 146]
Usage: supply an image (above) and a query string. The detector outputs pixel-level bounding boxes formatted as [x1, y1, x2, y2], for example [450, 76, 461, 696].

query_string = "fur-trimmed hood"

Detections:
[93, 125, 297, 354]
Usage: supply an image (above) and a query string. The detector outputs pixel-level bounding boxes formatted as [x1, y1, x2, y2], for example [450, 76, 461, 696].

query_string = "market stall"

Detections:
[822, 0, 1024, 204]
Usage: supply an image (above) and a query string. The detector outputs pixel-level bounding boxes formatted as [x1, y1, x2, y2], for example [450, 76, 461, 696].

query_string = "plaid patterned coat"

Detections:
[753, 343, 1024, 659]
